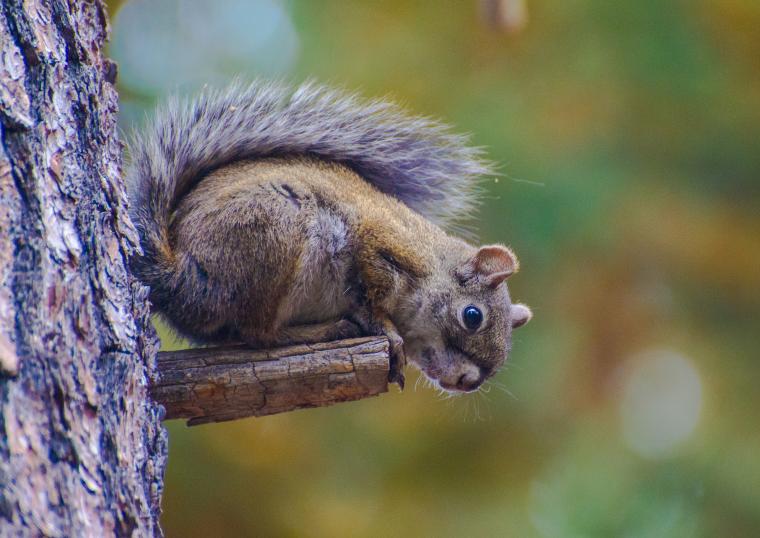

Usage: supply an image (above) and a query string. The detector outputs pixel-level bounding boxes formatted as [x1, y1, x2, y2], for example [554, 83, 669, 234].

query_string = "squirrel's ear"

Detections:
[511, 303, 532, 329]
[467, 245, 518, 288]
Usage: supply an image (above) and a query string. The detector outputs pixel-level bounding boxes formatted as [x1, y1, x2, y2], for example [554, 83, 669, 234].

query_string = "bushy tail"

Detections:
[126, 80, 493, 300]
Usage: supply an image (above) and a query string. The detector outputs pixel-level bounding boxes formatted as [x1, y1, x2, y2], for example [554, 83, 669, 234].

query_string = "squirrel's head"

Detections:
[398, 244, 532, 393]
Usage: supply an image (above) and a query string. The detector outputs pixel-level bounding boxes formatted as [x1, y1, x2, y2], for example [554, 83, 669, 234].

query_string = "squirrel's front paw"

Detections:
[368, 313, 406, 389]
[386, 332, 406, 390]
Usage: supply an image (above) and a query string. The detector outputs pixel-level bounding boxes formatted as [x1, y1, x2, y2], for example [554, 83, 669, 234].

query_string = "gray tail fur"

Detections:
[126, 80, 493, 302]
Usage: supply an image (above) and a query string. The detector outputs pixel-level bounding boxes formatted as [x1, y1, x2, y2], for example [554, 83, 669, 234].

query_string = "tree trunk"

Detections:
[0, 1, 166, 536]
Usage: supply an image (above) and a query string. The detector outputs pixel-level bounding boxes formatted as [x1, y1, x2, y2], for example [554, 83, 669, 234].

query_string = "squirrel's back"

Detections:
[126, 81, 493, 309]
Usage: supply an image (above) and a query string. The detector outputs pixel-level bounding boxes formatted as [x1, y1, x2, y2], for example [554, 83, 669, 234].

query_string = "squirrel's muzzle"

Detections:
[437, 362, 487, 393]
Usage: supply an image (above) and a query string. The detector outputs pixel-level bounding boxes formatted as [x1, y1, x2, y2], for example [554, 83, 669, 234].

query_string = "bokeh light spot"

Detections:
[111, 0, 299, 94]
[619, 349, 703, 458]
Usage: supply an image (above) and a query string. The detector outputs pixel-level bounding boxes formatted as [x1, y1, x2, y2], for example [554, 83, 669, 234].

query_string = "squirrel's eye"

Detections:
[462, 305, 483, 330]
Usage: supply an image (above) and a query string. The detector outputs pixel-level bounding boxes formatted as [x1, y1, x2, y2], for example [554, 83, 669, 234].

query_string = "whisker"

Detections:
[487, 379, 519, 400]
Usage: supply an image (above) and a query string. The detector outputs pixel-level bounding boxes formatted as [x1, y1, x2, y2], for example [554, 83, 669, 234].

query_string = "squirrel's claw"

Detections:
[387, 343, 406, 390]
[380, 317, 406, 390]
[389, 362, 406, 390]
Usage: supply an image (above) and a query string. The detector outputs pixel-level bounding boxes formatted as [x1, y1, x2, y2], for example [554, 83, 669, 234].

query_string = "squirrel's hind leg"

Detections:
[268, 319, 363, 347]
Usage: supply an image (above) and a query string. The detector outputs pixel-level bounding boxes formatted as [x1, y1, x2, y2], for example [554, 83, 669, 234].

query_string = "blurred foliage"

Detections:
[107, 0, 760, 536]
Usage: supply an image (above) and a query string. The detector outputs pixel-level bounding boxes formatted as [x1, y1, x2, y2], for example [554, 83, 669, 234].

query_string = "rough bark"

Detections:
[152, 337, 390, 426]
[0, 1, 166, 536]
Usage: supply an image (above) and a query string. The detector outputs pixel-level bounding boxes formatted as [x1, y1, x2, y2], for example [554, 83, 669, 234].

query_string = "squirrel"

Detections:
[126, 81, 532, 392]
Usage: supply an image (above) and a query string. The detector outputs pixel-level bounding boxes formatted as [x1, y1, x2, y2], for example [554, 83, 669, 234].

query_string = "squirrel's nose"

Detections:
[439, 363, 487, 392]
[455, 371, 482, 391]
[448, 365, 486, 392]
[455, 374, 474, 391]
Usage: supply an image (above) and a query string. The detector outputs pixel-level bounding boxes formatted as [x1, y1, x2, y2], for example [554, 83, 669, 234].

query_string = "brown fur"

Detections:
[165, 156, 531, 391]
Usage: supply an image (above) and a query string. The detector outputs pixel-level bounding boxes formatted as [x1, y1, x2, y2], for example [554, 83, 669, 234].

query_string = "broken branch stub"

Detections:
[151, 337, 390, 426]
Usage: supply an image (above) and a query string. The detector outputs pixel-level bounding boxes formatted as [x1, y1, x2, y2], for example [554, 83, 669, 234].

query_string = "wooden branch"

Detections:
[151, 337, 390, 426]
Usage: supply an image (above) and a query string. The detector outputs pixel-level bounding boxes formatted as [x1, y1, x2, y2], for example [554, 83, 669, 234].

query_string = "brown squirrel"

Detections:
[126, 81, 531, 392]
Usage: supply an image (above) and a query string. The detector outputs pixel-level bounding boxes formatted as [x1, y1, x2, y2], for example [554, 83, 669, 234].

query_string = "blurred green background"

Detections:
[107, 1, 760, 536]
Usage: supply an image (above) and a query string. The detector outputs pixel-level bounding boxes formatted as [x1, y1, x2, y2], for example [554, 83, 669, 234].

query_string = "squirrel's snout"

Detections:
[455, 371, 482, 392]
[438, 363, 486, 393]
